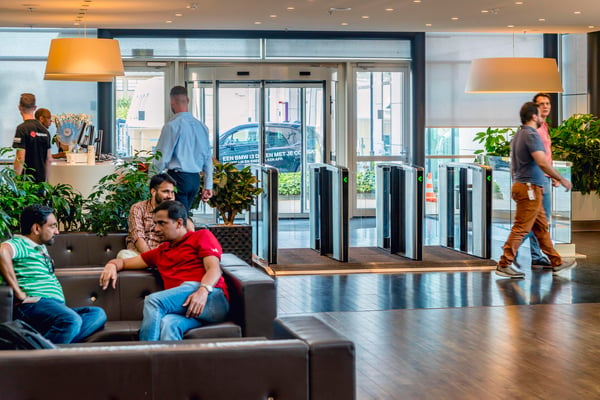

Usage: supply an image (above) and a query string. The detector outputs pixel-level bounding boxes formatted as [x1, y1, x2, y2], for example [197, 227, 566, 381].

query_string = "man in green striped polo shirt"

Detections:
[0, 204, 106, 343]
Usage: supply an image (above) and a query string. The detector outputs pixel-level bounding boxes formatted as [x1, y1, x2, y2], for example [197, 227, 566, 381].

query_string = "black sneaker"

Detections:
[552, 259, 577, 275]
[495, 265, 525, 279]
[531, 258, 552, 269]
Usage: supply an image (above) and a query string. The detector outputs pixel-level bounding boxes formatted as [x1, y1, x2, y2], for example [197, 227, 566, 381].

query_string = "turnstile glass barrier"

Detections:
[250, 164, 278, 265]
[439, 162, 492, 258]
[376, 163, 424, 260]
[309, 164, 349, 262]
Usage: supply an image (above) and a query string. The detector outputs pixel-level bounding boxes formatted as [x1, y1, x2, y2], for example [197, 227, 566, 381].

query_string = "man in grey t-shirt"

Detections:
[496, 102, 577, 279]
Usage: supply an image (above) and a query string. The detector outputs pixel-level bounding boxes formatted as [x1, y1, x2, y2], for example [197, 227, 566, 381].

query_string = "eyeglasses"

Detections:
[41, 252, 55, 274]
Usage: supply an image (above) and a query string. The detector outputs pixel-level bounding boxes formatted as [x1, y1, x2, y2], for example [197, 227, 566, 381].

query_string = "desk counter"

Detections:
[48, 161, 117, 198]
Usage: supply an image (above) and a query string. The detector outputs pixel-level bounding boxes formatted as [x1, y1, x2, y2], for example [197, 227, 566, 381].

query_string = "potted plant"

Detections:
[551, 113, 600, 220]
[196, 160, 263, 263]
[473, 127, 515, 162]
[83, 150, 158, 234]
[0, 147, 84, 240]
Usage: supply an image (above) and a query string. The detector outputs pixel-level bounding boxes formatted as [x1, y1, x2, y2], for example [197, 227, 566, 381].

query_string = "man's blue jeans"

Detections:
[15, 298, 107, 344]
[523, 177, 552, 262]
[139, 282, 229, 341]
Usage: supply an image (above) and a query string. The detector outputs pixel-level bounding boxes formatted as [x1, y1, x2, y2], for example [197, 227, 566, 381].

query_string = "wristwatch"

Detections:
[200, 283, 214, 293]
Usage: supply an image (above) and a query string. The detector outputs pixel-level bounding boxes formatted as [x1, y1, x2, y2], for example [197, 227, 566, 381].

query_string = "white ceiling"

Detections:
[1, 0, 598, 34]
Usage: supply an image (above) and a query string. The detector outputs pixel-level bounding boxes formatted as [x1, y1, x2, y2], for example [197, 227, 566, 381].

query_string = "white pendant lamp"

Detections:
[44, 38, 124, 82]
[465, 57, 563, 93]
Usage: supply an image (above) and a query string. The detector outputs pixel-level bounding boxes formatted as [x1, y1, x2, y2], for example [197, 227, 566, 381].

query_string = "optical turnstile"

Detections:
[250, 164, 278, 265]
[376, 163, 424, 260]
[439, 163, 492, 258]
[309, 164, 349, 262]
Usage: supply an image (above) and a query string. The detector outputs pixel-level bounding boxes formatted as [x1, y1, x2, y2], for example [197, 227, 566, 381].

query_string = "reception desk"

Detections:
[48, 161, 117, 198]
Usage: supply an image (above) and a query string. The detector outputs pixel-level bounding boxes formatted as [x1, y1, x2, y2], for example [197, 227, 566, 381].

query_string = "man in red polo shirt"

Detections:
[99, 200, 228, 341]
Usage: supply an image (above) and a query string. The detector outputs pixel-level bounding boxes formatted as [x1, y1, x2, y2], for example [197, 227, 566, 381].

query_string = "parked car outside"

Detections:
[219, 122, 318, 172]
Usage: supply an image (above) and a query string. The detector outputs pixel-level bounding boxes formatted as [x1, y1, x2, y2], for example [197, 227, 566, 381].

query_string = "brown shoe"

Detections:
[552, 259, 577, 275]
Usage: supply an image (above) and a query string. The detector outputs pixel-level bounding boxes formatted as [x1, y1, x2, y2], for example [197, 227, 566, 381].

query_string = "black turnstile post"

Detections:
[439, 163, 492, 259]
[309, 164, 349, 262]
[376, 163, 424, 260]
[250, 164, 278, 265]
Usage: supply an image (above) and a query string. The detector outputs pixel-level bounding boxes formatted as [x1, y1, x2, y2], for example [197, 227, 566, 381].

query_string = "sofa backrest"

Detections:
[0, 339, 309, 400]
[56, 269, 163, 322]
[48, 233, 126, 268]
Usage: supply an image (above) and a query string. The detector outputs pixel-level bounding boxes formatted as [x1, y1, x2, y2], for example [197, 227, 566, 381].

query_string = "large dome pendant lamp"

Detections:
[465, 57, 563, 93]
[44, 37, 124, 82]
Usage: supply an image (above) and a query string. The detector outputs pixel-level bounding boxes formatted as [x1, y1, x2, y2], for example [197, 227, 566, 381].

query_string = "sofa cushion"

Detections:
[83, 321, 141, 342]
[56, 269, 121, 320]
[184, 322, 241, 339]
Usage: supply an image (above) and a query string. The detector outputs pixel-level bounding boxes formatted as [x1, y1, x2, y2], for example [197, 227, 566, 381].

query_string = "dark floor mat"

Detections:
[268, 246, 496, 276]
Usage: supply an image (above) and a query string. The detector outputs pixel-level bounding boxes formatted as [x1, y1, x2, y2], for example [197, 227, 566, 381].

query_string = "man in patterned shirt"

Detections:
[0, 205, 106, 343]
[118, 173, 194, 259]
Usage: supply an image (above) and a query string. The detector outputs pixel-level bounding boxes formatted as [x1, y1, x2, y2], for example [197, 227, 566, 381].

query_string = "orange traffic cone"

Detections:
[425, 172, 437, 203]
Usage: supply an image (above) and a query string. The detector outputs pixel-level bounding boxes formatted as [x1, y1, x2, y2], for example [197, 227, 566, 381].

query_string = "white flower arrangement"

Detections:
[53, 113, 93, 128]
[53, 113, 93, 145]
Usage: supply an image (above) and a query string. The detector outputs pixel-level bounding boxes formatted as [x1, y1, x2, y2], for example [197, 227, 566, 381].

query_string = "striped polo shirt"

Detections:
[5, 235, 65, 302]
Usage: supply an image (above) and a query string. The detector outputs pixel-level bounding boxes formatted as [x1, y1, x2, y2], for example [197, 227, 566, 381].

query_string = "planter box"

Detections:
[207, 224, 253, 264]
[572, 191, 600, 221]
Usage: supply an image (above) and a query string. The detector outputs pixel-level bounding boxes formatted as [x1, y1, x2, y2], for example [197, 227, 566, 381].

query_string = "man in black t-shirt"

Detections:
[12, 93, 52, 183]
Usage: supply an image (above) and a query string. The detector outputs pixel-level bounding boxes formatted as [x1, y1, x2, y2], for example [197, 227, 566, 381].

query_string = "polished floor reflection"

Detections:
[277, 232, 600, 314]
[276, 231, 600, 399]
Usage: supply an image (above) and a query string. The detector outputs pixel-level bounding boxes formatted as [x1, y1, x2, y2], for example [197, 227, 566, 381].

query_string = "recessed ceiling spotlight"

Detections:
[538, 18, 545, 22]
[589, 25, 595, 29]
[165, 20, 172, 23]
[451, 17, 459, 20]
[507, 24, 515, 28]
[413, 0, 421, 3]
[340, 22, 349, 26]
[481, 10, 489, 13]
[425, 23, 432, 27]
[515, 1, 523, 5]
[361, 15, 369, 19]
[254, 21, 262, 24]
[186, 3, 198, 9]
[287, 6, 295, 10]
[269, 14, 277, 18]
[73, 21, 80, 26]
[574, 11, 581, 15]
[385, 8, 394, 12]
[175, 13, 182, 17]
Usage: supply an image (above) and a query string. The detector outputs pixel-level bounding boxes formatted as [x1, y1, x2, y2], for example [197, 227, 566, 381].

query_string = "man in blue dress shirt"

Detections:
[153, 85, 213, 212]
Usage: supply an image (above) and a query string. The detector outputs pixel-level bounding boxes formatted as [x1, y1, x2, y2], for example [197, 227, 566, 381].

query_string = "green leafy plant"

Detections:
[0, 147, 84, 238]
[551, 113, 600, 195]
[356, 169, 375, 193]
[279, 172, 301, 196]
[199, 160, 263, 225]
[83, 151, 157, 234]
[473, 127, 515, 157]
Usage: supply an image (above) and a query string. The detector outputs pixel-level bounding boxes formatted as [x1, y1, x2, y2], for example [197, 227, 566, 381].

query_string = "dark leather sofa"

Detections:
[0, 232, 277, 340]
[0, 316, 356, 400]
[0, 233, 356, 399]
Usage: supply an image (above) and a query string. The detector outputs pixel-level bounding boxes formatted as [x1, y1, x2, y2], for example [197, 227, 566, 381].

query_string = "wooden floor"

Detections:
[276, 231, 600, 399]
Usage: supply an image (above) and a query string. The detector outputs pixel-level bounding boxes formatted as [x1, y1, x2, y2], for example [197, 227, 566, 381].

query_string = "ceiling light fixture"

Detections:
[465, 57, 563, 93]
[44, 37, 124, 82]
[45, 0, 124, 82]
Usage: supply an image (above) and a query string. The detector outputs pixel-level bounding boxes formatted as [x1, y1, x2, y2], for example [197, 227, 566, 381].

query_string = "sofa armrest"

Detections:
[221, 264, 276, 338]
[274, 315, 356, 400]
[0, 284, 13, 323]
